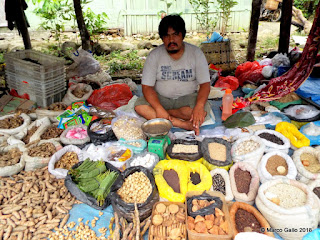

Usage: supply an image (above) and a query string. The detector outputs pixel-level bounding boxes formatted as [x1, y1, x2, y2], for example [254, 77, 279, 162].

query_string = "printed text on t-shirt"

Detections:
[160, 66, 193, 81]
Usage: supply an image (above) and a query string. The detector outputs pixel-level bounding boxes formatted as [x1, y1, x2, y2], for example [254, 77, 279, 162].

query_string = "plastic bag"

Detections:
[23, 139, 62, 171]
[235, 61, 265, 86]
[126, 152, 159, 172]
[210, 168, 234, 201]
[254, 129, 290, 153]
[48, 145, 84, 179]
[166, 139, 202, 161]
[282, 104, 320, 122]
[60, 125, 90, 147]
[102, 78, 138, 92]
[82, 143, 110, 161]
[87, 84, 133, 111]
[65, 161, 122, 210]
[186, 192, 223, 217]
[186, 161, 212, 192]
[0, 113, 31, 137]
[262, 66, 273, 78]
[62, 83, 93, 106]
[214, 76, 239, 90]
[229, 162, 260, 205]
[0, 144, 26, 177]
[258, 151, 297, 184]
[87, 118, 117, 145]
[67, 49, 101, 78]
[111, 115, 145, 140]
[110, 166, 159, 221]
[153, 160, 189, 202]
[103, 142, 133, 170]
[259, 58, 273, 66]
[300, 121, 320, 146]
[201, 138, 232, 167]
[21, 117, 51, 144]
[271, 53, 290, 67]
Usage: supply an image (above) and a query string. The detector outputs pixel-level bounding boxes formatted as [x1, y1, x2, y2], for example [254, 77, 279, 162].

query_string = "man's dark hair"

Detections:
[158, 14, 186, 39]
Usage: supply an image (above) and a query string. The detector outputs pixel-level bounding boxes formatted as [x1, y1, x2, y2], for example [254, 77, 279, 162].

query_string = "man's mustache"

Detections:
[168, 42, 177, 47]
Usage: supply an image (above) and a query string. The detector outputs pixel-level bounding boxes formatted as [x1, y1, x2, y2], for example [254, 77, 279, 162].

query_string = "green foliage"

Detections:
[158, 0, 177, 16]
[103, 50, 144, 75]
[294, 0, 319, 19]
[30, 0, 108, 43]
[188, 0, 218, 39]
[216, 0, 238, 35]
[83, 8, 109, 41]
[0, 53, 4, 64]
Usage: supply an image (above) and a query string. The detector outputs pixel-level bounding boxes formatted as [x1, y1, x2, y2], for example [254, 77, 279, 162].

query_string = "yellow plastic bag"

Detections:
[201, 158, 233, 171]
[153, 160, 188, 202]
[186, 161, 212, 192]
[275, 122, 310, 148]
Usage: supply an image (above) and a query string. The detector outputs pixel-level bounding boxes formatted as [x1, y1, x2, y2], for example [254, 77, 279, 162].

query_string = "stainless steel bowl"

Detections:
[141, 118, 172, 138]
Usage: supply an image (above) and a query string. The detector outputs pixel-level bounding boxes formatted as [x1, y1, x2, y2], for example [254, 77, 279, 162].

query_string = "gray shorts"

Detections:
[134, 93, 212, 121]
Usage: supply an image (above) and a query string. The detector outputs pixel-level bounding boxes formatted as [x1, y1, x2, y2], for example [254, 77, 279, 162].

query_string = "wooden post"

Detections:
[247, 0, 263, 61]
[278, 0, 293, 54]
[17, 0, 32, 49]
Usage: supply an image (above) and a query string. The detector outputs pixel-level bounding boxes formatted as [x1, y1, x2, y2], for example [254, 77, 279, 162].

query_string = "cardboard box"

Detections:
[0, 95, 36, 116]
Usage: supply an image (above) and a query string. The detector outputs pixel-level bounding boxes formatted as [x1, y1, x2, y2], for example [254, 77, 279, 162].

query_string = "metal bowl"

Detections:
[141, 118, 172, 138]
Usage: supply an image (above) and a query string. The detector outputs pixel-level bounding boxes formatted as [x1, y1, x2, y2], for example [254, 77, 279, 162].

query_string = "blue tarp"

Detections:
[296, 77, 320, 105]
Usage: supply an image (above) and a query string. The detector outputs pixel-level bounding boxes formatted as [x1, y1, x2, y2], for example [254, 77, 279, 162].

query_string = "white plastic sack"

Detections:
[0, 144, 26, 177]
[21, 117, 51, 144]
[210, 168, 234, 201]
[111, 115, 146, 140]
[231, 135, 265, 169]
[229, 162, 260, 205]
[262, 66, 273, 78]
[0, 113, 31, 138]
[82, 143, 110, 161]
[292, 147, 320, 184]
[271, 53, 290, 67]
[67, 49, 101, 78]
[102, 142, 133, 170]
[256, 178, 319, 240]
[23, 139, 62, 171]
[254, 129, 290, 154]
[36, 103, 67, 123]
[283, 105, 320, 120]
[235, 232, 277, 240]
[60, 124, 90, 146]
[62, 83, 93, 106]
[225, 127, 253, 142]
[48, 145, 84, 179]
[258, 151, 297, 183]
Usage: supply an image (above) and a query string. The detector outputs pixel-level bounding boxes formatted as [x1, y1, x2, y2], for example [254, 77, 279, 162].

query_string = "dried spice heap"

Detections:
[0, 116, 24, 129]
[28, 143, 57, 158]
[0, 148, 22, 167]
[41, 126, 64, 140]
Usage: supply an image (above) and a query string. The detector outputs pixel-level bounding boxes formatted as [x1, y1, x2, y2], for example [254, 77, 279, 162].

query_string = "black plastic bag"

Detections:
[87, 118, 117, 145]
[201, 138, 232, 167]
[166, 139, 202, 161]
[187, 192, 223, 217]
[110, 166, 159, 222]
[65, 161, 122, 210]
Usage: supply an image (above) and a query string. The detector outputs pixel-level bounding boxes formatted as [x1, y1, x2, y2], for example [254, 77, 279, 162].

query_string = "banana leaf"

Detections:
[223, 112, 255, 128]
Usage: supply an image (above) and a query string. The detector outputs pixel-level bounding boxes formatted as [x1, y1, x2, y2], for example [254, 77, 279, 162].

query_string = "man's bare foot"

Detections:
[168, 116, 193, 131]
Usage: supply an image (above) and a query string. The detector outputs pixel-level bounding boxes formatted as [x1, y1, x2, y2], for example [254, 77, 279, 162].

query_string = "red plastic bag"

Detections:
[87, 83, 133, 111]
[235, 61, 265, 86]
[214, 76, 239, 90]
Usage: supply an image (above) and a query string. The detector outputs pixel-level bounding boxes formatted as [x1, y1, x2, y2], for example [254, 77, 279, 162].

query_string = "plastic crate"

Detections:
[31, 91, 65, 107]
[6, 72, 66, 95]
[4, 50, 65, 81]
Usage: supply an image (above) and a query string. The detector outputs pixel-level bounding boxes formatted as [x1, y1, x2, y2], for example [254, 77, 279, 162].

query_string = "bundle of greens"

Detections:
[70, 159, 119, 206]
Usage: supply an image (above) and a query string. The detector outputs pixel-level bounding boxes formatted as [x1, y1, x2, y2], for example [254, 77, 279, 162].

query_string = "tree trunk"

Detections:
[247, 0, 263, 61]
[17, 0, 31, 49]
[292, 6, 312, 34]
[278, 0, 293, 54]
[73, 0, 90, 50]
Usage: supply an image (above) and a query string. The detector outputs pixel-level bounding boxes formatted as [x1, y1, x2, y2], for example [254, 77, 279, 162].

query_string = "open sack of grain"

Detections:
[210, 168, 234, 201]
[48, 145, 84, 178]
[35, 102, 68, 123]
[0, 113, 31, 140]
[21, 117, 51, 145]
[231, 135, 265, 169]
[256, 178, 320, 240]
[258, 151, 297, 183]
[292, 147, 320, 184]
[22, 139, 62, 171]
[0, 144, 26, 176]
[229, 162, 260, 205]
[254, 129, 290, 154]
[62, 83, 93, 106]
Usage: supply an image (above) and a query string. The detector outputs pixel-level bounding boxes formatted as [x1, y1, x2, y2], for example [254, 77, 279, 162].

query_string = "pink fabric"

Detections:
[66, 128, 88, 139]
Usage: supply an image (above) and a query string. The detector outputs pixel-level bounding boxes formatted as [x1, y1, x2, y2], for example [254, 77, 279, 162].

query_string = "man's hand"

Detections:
[190, 104, 206, 130]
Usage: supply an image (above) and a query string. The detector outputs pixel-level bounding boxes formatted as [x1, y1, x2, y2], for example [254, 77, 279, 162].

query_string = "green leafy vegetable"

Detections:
[223, 112, 256, 128]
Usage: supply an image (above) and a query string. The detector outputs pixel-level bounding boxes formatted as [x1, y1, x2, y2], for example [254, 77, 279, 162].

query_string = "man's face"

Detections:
[162, 27, 184, 54]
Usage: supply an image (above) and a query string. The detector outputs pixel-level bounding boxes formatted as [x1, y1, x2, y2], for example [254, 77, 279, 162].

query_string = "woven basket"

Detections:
[265, 0, 279, 10]
[200, 40, 237, 72]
